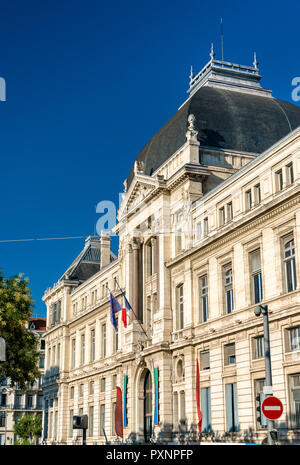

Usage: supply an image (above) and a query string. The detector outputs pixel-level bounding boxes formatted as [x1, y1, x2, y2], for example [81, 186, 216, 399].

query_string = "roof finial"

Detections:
[210, 43, 215, 61]
[253, 52, 259, 69]
[189, 65, 194, 82]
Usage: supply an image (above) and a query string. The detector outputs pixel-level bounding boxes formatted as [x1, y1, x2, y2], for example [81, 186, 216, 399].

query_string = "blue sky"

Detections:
[0, 0, 299, 318]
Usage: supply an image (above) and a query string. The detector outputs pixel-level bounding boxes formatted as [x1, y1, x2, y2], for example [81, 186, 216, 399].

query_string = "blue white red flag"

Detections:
[122, 294, 131, 328]
[110, 293, 121, 332]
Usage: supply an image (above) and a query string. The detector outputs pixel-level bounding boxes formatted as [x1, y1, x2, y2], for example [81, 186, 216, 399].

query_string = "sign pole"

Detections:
[262, 307, 274, 445]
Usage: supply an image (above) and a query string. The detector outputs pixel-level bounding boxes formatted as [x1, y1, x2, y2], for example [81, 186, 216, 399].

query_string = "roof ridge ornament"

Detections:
[210, 43, 216, 61]
[189, 65, 194, 83]
[253, 52, 259, 70]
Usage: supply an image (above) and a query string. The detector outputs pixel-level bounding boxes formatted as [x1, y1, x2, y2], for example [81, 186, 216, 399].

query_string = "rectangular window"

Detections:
[287, 163, 294, 185]
[200, 350, 210, 370]
[102, 324, 107, 358]
[90, 329, 95, 362]
[1, 393, 7, 407]
[227, 202, 233, 221]
[27, 395, 33, 408]
[81, 334, 85, 366]
[176, 284, 184, 330]
[89, 381, 94, 395]
[15, 394, 22, 408]
[69, 410, 74, 437]
[201, 387, 212, 433]
[100, 404, 105, 436]
[283, 237, 297, 292]
[0, 414, 5, 428]
[254, 184, 261, 205]
[89, 406, 94, 436]
[254, 336, 265, 359]
[101, 378, 106, 392]
[224, 343, 236, 366]
[255, 379, 267, 429]
[246, 189, 252, 210]
[289, 374, 300, 428]
[204, 217, 209, 235]
[250, 249, 263, 304]
[225, 383, 239, 432]
[276, 169, 283, 191]
[219, 207, 225, 226]
[70, 386, 74, 399]
[224, 264, 234, 314]
[200, 275, 208, 322]
[289, 327, 300, 351]
[71, 339, 76, 369]
[196, 221, 203, 241]
[112, 374, 117, 390]
[79, 384, 84, 398]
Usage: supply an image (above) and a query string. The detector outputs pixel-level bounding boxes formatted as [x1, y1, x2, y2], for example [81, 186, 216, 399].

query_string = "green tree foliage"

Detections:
[14, 414, 42, 444]
[0, 269, 40, 388]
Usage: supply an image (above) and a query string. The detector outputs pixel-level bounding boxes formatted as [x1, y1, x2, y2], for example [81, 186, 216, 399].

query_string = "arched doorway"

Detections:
[144, 370, 152, 443]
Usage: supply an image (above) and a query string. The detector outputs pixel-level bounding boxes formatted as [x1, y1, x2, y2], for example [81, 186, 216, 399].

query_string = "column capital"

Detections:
[131, 236, 142, 250]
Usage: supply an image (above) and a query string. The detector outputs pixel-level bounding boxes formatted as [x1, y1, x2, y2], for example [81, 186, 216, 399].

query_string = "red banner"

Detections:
[115, 386, 123, 438]
[196, 359, 203, 434]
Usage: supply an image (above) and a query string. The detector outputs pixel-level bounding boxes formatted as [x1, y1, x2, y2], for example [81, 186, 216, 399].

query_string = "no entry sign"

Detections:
[262, 396, 283, 420]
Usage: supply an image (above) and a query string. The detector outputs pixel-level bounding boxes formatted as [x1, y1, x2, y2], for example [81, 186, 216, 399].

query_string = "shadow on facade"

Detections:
[42, 365, 60, 441]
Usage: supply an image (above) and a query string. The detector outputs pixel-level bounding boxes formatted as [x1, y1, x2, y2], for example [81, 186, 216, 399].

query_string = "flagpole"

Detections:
[114, 278, 149, 339]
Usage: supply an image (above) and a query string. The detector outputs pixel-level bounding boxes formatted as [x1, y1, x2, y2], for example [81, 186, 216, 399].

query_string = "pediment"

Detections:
[118, 175, 157, 220]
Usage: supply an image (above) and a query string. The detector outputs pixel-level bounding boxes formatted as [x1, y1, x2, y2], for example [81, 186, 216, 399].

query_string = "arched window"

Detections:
[144, 371, 152, 443]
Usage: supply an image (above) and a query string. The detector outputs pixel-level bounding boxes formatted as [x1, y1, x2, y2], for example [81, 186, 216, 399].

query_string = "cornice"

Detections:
[166, 189, 300, 268]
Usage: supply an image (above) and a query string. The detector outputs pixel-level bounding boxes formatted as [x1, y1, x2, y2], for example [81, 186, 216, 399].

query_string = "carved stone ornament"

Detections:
[135, 352, 146, 367]
[186, 113, 198, 141]
[134, 160, 145, 174]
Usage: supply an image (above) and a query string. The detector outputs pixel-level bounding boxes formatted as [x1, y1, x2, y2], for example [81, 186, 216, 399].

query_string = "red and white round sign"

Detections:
[262, 396, 283, 420]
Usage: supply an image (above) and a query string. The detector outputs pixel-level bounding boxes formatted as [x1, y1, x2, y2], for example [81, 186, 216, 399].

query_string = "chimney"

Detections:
[100, 231, 111, 269]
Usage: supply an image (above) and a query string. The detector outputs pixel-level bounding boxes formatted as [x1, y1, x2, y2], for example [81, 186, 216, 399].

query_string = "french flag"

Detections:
[122, 294, 131, 328]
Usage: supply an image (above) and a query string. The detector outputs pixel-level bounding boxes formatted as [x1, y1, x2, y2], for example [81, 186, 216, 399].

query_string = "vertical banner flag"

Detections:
[152, 360, 159, 425]
[196, 359, 203, 434]
[115, 386, 123, 438]
[110, 293, 121, 332]
[123, 370, 128, 427]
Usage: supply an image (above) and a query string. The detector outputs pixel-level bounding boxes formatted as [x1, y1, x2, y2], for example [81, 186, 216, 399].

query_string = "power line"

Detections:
[0, 235, 87, 244]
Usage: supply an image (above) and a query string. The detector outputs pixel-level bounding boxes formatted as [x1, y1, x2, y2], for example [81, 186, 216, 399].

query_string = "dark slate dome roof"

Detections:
[127, 86, 300, 187]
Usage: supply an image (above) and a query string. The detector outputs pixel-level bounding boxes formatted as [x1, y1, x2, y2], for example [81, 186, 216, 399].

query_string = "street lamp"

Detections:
[253, 305, 275, 445]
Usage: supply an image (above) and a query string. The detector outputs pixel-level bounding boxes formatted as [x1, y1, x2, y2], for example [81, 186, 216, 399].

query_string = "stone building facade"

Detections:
[42, 52, 300, 444]
[0, 318, 46, 445]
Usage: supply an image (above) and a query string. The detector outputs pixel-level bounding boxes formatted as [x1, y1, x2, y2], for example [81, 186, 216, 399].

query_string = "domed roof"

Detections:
[127, 80, 300, 188]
